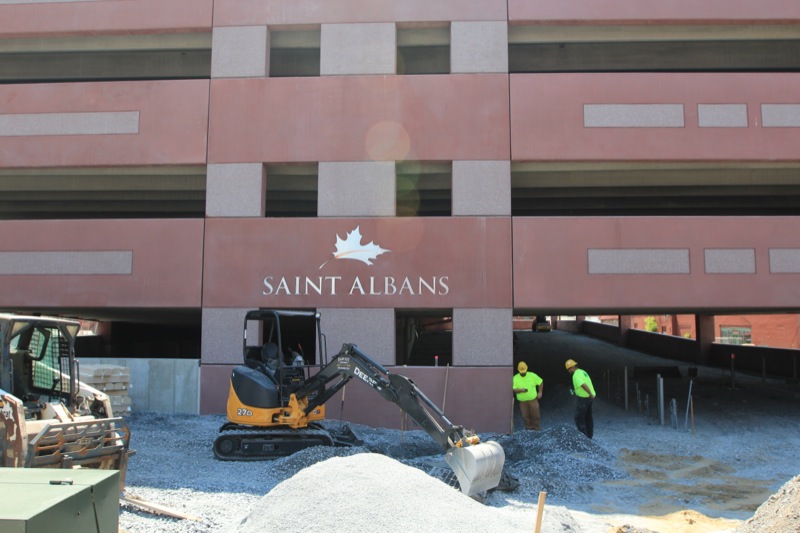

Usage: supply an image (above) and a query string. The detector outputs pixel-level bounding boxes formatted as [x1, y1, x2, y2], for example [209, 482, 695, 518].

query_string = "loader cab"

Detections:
[0, 314, 80, 417]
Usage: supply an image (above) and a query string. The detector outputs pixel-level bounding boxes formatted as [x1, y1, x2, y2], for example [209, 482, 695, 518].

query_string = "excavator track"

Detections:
[213, 423, 339, 461]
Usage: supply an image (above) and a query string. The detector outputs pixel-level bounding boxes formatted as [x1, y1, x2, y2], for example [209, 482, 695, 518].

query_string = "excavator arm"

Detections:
[290, 343, 505, 495]
[294, 343, 473, 450]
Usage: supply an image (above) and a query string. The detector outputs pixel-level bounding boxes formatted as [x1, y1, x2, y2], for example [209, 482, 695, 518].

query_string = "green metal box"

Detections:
[0, 468, 119, 533]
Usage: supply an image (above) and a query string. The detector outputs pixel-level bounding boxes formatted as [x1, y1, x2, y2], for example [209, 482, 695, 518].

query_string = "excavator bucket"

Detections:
[444, 440, 505, 497]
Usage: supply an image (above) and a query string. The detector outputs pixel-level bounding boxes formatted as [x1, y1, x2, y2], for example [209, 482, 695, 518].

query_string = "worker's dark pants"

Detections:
[519, 399, 541, 430]
[574, 397, 594, 439]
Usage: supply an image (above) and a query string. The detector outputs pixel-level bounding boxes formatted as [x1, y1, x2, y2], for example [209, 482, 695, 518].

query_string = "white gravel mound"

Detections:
[227, 452, 570, 533]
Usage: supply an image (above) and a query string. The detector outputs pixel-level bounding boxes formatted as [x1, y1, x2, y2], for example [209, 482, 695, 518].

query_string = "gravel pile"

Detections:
[223, 453, 577, 533]
[735, 475, 800, 533]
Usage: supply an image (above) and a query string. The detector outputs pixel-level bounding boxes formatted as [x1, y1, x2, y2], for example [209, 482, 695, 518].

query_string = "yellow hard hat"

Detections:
[565, 359, 578, 370]
[518, 361, 528, 373]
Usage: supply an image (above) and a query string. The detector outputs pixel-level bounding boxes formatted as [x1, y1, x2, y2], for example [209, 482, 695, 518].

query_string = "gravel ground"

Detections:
[118, 331, 800, 532]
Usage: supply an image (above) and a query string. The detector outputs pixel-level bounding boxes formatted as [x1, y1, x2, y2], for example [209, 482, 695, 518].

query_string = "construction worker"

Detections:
[566, 359, 595, 439]
[512, 361, 544, 430]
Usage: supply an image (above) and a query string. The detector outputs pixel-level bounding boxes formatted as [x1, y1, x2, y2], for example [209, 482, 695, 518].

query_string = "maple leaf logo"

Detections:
[319, 226, 390, 269]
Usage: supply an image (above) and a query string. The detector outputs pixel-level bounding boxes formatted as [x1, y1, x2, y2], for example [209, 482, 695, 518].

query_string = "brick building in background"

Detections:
[2, 1, 800, 430]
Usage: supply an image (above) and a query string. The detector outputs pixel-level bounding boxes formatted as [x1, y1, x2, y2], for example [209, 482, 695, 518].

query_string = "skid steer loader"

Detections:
[0, 314, 131, 488]
[213, 309, 508, 497]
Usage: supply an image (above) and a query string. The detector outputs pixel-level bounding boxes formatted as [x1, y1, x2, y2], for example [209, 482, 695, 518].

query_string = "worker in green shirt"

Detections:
[512, 361, 544, 430]
[566, 358, 595, 439]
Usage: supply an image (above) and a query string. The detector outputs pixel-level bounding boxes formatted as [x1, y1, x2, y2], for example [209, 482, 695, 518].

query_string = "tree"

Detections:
[645, 316, 658, 332]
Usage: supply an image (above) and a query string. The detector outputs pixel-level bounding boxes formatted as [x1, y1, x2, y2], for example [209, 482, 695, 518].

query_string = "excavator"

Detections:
[0, 313, 131, 486]
[213, 309, 507, 496]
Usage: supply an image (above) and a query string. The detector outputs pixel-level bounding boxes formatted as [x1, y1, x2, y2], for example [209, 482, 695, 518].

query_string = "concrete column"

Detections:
[318, 161, 395, 216]
[453, 308, 512, 366]
[695, 314, 715, 365]
[206, 163, 265, 217]
[619, 315, 632, 347]
[320, 23, 395, 75]
[452, 160, 510, 216]
[319, 308, 395, 366]
[201, 307, 251, 365]
[211, 26, 269, 78]
[451, 21, 508, 74]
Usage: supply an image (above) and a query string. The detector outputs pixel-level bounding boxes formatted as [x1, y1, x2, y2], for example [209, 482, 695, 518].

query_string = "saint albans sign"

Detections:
[202, 218, 511, 308]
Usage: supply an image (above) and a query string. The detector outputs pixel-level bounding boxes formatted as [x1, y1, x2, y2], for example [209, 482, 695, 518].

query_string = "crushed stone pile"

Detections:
[493, 424, 629, 501]
[225, 452, 580, 533]
[736, 474, 800, 533]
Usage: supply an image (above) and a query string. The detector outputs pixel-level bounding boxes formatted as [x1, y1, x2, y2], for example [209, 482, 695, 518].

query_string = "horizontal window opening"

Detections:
[0, 33, 211, 84]
[0, 166, 206, 220]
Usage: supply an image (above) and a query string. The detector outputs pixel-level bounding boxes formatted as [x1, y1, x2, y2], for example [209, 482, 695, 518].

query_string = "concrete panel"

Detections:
[319, 308, 394, 365]
[211, 26, 268, 79]
[452, 160, 510, 216]
[698, 104, 748, 128]
[588, 249, 690, 274]
[770, 249, 800, 273]
[208, 75, 510, 163]
[200, 364, 233, 415]
[0, 219, 204, 308]
[704, 249, 756, 274]
[214, 0, 507, 26]
[80, 357, 199, 414]
[322, 365, 510, 433]
[0, 111, 139, 136]
[0, 0, 213, 37]
[512, 73, 800, 161]
[203, 217, 512, 309]
[584, 104, 685, 128]
[0, 251, 132, 275]
[318, 161, 395, 217]
[148, 359, 175, 413]
[508, 0, 800, 23]
[320, 23, 395, 76]
[201, 307, 250, 364]
[0, 81, 209, 167]
[453, 308, 512, 366]
[762, 104, 800, 127]
[451, 21, 508, 74]
[515, 216, 800, 311]
[207, 163, 265, 217]
[172, 359, 200, 414]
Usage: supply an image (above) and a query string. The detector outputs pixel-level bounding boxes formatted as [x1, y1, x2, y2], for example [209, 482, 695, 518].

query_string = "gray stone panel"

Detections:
[451, 21, 508, 74]
[762, 104, 800, 127]
[319, 308, 394, 365]
[202, 307, 251, 364]
[211, 26, 269, 78]
[0, 111, 139, 136]
[698, 104, 748, 128]
[584, 104, 685, 128]
[318, 161, 395, 216]
[453, 308, 512, 366]
[206, 163, 265, 217]
[588, 249, 690, 274]
[320, 23, 395, 76]
[770, 248, 800, 273]
[452, 160, 510, 216]
[0, 251, 132, 275]
[704, 248, 756, 274]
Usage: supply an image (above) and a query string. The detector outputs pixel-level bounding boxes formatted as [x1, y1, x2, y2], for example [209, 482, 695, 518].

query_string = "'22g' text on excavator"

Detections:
[213, 309, 506, 497]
